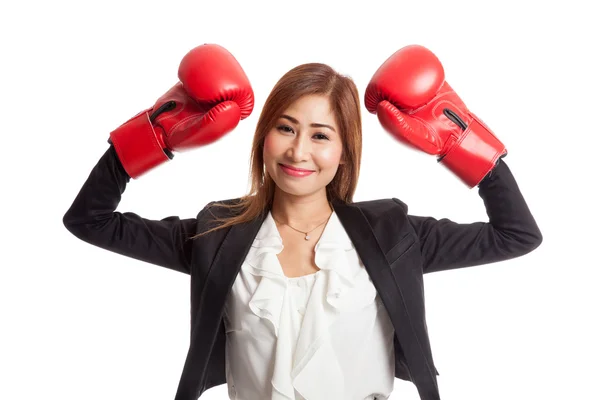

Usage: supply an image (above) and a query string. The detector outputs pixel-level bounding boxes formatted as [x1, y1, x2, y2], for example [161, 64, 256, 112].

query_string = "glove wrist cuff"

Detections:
[109, 110, 170, 179]
[441, 114, 506, 188]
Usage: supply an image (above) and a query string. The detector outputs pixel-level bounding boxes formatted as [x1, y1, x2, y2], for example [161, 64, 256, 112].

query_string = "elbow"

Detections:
[63, 211, 81, 239]
[62, 210, 90, 241]
[496, 224, 543, 260]
[63, 211, 75, 234]
[518, 226, 543, 256]
[530, 229, 543, 251]
[63, 211, 72, 229]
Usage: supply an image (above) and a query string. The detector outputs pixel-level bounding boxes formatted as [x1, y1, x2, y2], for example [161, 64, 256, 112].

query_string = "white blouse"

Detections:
[223, 210, 396, 400]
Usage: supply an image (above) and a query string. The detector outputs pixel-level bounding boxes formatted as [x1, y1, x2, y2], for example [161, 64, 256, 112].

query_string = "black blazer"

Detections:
[63, 146, 542, 400]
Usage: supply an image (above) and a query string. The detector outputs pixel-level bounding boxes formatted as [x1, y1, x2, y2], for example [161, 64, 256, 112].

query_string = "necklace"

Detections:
[272, 212, 332, 240]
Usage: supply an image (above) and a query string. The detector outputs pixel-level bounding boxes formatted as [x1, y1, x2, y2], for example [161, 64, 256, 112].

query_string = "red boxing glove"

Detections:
[109, 44, 254, 179]
[365, 44, 506, 187]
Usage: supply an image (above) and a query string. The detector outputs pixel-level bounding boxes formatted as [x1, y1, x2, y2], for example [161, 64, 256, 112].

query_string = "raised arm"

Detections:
[366, 44, 542, 273]
[403, 159, 542, 274]
[63, 44, 254, 274]
[63, 145, 201, 274]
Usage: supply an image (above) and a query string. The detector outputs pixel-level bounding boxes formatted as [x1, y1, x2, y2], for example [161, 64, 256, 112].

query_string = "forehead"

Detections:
[282, 94, 335, 121]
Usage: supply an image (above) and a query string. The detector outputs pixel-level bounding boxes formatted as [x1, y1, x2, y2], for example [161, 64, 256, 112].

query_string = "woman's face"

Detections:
[263, 94, 344, 198]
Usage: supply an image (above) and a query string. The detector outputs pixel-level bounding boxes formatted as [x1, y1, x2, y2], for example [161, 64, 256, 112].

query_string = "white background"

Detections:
[2, 0, 598, 399]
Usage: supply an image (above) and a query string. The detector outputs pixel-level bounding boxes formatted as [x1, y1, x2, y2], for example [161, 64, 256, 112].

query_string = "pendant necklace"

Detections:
[272, 212, 332, 240]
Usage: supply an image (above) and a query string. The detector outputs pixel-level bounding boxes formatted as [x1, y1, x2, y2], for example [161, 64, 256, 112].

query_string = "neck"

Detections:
[271, 188, 332, 229]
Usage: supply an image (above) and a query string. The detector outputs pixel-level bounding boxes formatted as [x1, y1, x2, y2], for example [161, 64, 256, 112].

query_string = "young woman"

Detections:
[63, 43, 542, 400]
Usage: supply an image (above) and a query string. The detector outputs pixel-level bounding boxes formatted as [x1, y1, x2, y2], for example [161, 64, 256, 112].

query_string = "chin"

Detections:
[275, 184, 312, 197]
[276, 180, 333, 198]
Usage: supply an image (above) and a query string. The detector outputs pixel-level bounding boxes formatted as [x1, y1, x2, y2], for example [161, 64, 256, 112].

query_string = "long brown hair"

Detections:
[191, 63, 362, 238]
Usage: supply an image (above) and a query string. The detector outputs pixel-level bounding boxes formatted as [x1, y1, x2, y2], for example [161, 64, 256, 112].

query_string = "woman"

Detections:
[63, 44, 542, 400]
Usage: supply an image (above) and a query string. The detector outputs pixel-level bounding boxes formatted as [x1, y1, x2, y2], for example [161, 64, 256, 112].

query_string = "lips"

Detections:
[278, 163, 315, 177]
[279, 163, 314, 172]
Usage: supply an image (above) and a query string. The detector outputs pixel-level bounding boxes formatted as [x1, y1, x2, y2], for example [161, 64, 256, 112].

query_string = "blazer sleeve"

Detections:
[402, 158, 543, 274]
[62, 145, 202, 275]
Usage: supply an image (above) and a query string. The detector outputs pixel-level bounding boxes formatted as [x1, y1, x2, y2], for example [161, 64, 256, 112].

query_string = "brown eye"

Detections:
[277, 125, 293, 133]
[314, 133, 330, 140]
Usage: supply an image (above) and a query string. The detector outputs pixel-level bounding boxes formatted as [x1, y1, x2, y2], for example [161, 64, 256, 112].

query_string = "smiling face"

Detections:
[263, 94, 344, 199]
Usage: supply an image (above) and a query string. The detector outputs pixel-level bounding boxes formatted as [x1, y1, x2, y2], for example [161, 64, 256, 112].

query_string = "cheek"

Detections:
[263, 134, 278, 161]
[315, 146, 343, 167]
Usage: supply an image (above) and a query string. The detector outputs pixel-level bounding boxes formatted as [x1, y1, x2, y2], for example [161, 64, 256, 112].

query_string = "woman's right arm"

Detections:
[62, 145, 200, 275]
[63, 44, 255, 274]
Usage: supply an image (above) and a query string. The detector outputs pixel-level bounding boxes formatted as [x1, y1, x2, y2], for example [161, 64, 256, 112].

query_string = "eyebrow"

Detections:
[280, 114, 336, 132]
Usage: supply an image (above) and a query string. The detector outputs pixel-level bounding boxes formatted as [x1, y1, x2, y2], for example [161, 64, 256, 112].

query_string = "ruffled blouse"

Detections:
[223, 210, 396, 400]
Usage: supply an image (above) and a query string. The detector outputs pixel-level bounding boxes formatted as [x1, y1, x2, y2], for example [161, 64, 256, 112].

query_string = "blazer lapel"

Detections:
[200, 211, 268, 325]
[179, 211, 269, 399]
[332, 201, 402, 301]
[333, 201, 438, 392]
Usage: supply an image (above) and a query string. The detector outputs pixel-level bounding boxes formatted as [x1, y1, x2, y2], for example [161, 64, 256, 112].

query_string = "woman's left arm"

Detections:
[366, 44, 542, 273]
[404, 158, 543, 274]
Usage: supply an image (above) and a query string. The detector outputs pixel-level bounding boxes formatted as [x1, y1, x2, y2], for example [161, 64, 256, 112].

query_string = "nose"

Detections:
[287, 134, 311, 162]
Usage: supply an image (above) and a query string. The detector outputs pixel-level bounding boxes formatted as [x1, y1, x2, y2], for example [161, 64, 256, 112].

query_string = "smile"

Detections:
[279, 164, 315, 177]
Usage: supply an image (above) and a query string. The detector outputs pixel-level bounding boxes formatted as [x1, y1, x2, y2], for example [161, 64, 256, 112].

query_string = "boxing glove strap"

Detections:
[440, 114, 507, 188]
[109, 110, 171, 179]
